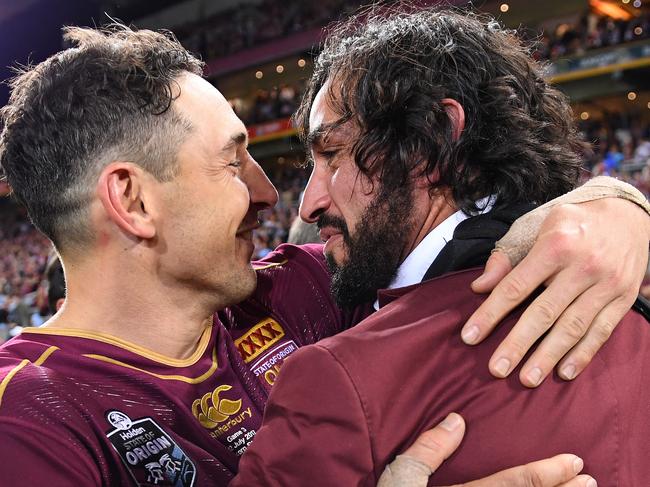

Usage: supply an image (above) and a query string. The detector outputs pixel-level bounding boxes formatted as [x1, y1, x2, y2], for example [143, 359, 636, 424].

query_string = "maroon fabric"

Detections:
[0, 243, 342, 486]
[233, 267, 650, 486]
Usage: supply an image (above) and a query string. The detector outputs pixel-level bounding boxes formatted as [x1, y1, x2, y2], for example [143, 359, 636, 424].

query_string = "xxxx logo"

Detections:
[192, 385, 243, 429]
[234, 318, 285, 363]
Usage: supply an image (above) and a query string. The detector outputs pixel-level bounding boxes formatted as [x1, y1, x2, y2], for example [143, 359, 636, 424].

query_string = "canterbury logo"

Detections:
[234, 318, 285, 363]
[192, 385, 242, 429]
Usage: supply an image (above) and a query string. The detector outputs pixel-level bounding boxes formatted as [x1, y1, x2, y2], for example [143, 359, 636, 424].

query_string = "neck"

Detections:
[46, 253, 219, 360]
[403, 191, 457, 261]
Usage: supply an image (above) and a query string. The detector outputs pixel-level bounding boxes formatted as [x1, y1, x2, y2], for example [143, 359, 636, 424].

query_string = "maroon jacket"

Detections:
[233, 268, 650, 486]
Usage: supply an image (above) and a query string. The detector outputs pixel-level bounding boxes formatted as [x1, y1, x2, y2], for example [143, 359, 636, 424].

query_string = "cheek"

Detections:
[331, 167, 374, 233]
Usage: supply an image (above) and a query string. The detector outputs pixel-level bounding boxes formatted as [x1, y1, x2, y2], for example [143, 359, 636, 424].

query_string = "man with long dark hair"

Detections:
[233, 8, 650, 486]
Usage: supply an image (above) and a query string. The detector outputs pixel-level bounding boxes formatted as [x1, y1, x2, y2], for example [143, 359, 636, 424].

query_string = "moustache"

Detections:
[317, 214, 349, 237]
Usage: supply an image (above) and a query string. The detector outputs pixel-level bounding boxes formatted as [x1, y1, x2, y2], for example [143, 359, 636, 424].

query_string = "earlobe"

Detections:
[97, 163, 157, 241]
[440, 98, 466, 141]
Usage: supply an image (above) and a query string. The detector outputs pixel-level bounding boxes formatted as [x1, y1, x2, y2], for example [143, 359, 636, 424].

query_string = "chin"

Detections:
[326, 245, 348, 268]
[224, 265, 257, 306]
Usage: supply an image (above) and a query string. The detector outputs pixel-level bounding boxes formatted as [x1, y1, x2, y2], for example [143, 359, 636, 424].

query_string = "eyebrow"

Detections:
[305, 122, 339, 149]
[219, 131, 248, 155]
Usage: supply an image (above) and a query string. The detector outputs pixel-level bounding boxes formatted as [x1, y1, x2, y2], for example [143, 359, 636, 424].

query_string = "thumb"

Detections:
[471, 250, 513, 293]
[401, 413, 465, 471]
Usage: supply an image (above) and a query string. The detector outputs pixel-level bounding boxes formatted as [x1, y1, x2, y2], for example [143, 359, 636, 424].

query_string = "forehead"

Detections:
[308, 81, 337, 134]
[174, 72, 246, 146]
[308, 81, 358, 146]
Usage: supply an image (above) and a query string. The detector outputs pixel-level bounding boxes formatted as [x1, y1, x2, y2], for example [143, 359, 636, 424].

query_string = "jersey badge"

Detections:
[105, 410, 196, 486]
[234, 317, 285, 363]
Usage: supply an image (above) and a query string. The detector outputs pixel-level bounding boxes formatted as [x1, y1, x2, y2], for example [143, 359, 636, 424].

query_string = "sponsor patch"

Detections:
[250, 340, 298, 387]
[105, 410, 196, 486]
[234, 318, 285, 363]
[191, 385, 257, 455]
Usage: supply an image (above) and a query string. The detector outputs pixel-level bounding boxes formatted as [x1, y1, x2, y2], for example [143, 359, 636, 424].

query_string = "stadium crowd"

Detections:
[178, 0, 367, 60]
[231, 82, 304, 125]
[533, 10, 650, 62]
[0, 209, 51, 342]
[170, 0, 650, 65]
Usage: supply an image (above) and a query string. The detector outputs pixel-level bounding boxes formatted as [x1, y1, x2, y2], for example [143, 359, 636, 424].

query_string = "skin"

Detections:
[467, 196, 650, 387]
[46, 72, 278, 359]
[302, 81, 460, 266]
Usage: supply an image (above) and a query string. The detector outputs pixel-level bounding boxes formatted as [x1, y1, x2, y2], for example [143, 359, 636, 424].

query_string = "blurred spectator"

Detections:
[604, 142, 624, 173]
[287, 218, 321, 245]
[230, 82, 304, 125]
[635, 130, 650, 165]
[532, 10, 650, 62]
[0, 210, 51, 336]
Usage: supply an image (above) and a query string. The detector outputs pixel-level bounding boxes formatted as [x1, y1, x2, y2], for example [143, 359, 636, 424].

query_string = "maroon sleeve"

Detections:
[231, 344, 375, 487]
[0, 417, 102, 486]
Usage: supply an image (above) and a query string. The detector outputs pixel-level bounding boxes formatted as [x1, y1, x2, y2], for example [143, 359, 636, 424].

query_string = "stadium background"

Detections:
[1, 0, 649, 342]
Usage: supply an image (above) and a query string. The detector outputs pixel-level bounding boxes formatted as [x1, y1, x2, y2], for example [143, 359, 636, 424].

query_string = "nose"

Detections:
[299, 165, 331, 223]
[245, 157, 279, 211]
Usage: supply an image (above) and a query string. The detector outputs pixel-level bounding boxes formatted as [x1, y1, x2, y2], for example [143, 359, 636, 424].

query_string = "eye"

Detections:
[228, 160, 242, 170]
[317, 149, 339, 167]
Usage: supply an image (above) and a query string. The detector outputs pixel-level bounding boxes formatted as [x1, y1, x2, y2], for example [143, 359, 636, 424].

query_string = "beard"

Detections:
[319, 184, 415, 309]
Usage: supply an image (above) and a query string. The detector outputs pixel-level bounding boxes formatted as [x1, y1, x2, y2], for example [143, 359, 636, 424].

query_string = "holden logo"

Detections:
[191, 385, 242, 429]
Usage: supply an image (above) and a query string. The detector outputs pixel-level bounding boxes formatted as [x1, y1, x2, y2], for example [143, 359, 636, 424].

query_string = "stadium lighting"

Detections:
[590, 0, 632, 19]
[628, 91, 637, 101]
[298, 59, 307, 68]
[622, 0, 630, 4]
[580, 111, 590, 120]
[500, 3, 509, 12]
[633, 0, 641, 7]
[635, 27, 643, 35]
[276, 65, 284, 74]
[255, 71, 263, 79]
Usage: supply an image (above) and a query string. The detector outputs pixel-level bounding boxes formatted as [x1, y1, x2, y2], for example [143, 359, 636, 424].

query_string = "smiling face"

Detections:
[157, 73, 278, 307]
[299, 82, 418, 307]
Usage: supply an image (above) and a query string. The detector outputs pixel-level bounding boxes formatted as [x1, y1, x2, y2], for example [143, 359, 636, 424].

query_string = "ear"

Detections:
[441, 98, 465, 141]
[96, 162, 156, 240]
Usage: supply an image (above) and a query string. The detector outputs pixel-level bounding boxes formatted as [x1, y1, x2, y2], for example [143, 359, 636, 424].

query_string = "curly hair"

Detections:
[0, 24, 204, 251]
[295, 7, 587, 212]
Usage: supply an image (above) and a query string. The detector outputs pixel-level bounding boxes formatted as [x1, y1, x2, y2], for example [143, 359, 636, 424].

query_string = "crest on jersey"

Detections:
[234, 317, 285, 363]
[105, 410, 196, 487]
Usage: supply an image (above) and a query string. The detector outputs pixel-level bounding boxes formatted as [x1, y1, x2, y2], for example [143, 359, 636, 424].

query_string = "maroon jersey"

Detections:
[0, 244, 342, 486]
[233, 268, 650, 486]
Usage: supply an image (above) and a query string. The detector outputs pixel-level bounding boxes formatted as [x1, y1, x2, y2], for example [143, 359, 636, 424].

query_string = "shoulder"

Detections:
[0, 336, 76, 418]
[253, 243, 326, 273]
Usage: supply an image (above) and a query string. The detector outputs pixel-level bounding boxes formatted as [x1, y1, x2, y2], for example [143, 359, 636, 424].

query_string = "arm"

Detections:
[462, 176, 650, 386]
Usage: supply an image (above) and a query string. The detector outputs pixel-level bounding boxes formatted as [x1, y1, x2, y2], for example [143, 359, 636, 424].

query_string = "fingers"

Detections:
[461, 246, 557, 348]
[451, 454, 593, 487]
[558, 475, 598, 487]
[555, 296, 633, 381]
[401, 413, 465, 472]
[513, 288, 605, 386]
[470, 251, 513, 294]
[484, 270, 595, 385]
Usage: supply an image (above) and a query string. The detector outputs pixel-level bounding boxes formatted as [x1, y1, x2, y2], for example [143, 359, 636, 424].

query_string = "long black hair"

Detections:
[296, 7, 587, 212]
